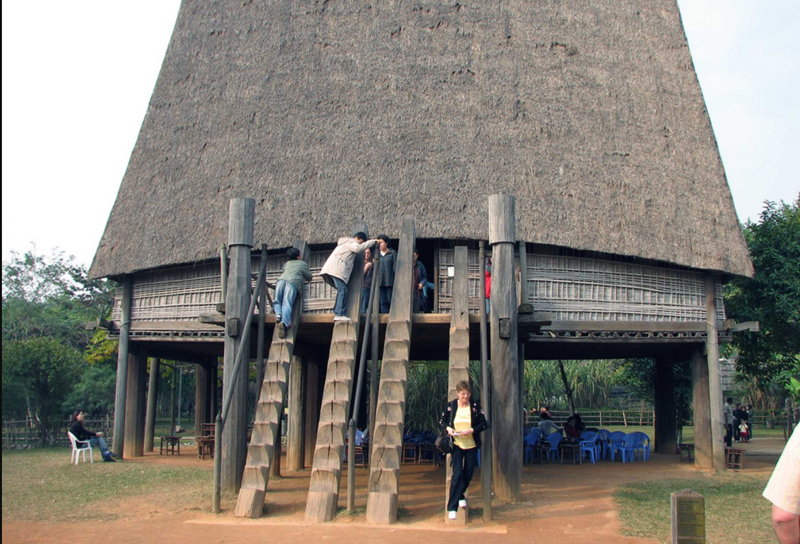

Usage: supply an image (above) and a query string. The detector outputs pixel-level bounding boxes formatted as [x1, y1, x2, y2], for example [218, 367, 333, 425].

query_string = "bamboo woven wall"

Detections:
[112, 245, 724, 327]
[437, 248, 725, 322]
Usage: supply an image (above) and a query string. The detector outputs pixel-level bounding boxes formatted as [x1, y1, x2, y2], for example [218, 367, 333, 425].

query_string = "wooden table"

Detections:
[160, 435, 180, 455]
[678, 443, 694, 462]
[560, 443, 582, 465]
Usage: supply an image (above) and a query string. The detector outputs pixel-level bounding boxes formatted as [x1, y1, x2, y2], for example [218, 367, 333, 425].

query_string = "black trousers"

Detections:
[448, 446, 479, 512]
[725, 424, 733, 447]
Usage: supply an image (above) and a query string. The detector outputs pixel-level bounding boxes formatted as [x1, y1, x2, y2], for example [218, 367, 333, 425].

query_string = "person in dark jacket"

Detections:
[69, 409, 116, 462]
[439, 380, 488, 519]
[412, 249, 428, 313]
[376, 234, 397, 313]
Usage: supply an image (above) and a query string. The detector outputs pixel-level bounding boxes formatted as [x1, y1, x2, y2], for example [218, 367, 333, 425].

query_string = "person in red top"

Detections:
[484, 257, 492, 315]
[564, 415, 581, 443]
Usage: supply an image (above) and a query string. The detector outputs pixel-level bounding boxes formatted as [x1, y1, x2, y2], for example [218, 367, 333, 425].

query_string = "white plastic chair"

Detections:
[68, 432, 93, 464]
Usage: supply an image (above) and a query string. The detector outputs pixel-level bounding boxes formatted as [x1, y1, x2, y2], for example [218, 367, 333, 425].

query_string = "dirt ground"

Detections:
[2, 438, 782, 544]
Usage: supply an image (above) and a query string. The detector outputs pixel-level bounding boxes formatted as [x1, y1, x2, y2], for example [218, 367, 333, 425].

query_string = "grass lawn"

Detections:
[1, 448, 212, 523]
[615, 474, 774, 544]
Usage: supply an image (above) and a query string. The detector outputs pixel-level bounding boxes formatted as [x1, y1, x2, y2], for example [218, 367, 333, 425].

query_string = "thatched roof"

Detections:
[90, 0, 753, 280]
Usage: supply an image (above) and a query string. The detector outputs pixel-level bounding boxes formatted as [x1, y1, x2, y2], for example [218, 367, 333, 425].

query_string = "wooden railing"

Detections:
[2, 417, 113, 449]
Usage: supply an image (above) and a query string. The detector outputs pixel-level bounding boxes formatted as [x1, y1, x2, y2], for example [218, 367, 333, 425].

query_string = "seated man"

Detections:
[69, 409, 116, 462]
[538, 412, 562, 437]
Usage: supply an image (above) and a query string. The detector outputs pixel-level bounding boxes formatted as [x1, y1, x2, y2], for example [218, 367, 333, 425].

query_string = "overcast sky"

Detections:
[2, 1, 798, 270]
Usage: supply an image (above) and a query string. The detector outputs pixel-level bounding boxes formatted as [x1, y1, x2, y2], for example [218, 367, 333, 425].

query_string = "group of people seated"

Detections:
[536, 407, 586, 443]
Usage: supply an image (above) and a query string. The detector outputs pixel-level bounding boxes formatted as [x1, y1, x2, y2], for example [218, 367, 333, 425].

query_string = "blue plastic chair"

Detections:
[632, 432, 650, 461]
[579, 431, 599, 464]
[617, 433, 640, 463]
[546, 432, 562, 462]
[609, 431, 627, 461]
[524, 429, 543, 463]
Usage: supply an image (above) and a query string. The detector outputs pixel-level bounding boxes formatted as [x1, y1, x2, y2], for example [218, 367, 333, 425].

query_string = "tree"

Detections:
[2, 246, 116, 430]
[2, 337, 84, 444]
[725, 198, 800, 381]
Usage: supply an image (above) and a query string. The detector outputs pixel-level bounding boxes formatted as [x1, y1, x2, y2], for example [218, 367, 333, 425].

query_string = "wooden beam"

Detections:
[705, 274, 725, 471]
[144, 358, 160, 452]
[691, 346, 713, 468]
[287, 355, 305, 472]
[112, 278, 132, 457]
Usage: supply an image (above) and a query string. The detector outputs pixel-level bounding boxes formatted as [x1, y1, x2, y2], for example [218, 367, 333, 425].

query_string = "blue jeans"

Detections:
[89, 436, 111, 456]
[333, 276, 348, 316]
[274, 280, 298, 327]
[447, 446, 479, 511]
[379, 286, 393, 313]
[361, 287, 371, 314]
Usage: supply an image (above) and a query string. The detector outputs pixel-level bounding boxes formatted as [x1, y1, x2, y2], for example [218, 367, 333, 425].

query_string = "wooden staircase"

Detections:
[366, 218, 416, 524]
[304, 240, 368, 522]
[235, 243, 308, 518]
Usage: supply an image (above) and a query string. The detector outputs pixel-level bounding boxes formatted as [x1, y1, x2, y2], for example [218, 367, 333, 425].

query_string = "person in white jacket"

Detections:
[320, 232, 376, 320]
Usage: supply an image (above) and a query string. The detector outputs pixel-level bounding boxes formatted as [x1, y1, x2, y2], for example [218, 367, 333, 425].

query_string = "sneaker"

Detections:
[107, 451, 117, 458]
[277, 322, 286, 339]
[103, 455, 116, 462]
[448, 511, 457, 520]
[459, 499, 467, 509]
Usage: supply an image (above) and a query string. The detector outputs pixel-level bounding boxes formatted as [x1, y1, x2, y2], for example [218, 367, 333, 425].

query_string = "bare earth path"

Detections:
[3, 438, 782, 544]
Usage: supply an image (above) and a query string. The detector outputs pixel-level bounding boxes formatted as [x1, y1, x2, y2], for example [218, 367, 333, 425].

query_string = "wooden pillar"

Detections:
[488, 194, 521, 502]
[144, 357, 160, 452]
[209, 359, 219, 419]
[654, 356, 677, 454]
[195, 362, 210, 439]
[304, 357, 321, 468]
[705, 274, 725, 471]
[691, 346, 713, 468]
[287, 355, 305, 471]
[112, 277, 132, 456]
[123, 349, 147, 458]
[445, 246, 470, 523]
[221, 197, 255, 492]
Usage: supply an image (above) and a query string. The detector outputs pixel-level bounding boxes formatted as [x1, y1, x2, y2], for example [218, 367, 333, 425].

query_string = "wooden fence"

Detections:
[526, 410, 655, 428]
[2, 417, 113, 449]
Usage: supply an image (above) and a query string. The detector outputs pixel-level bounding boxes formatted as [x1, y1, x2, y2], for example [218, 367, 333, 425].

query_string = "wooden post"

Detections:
[287, 355, 305, 471]
[123, 349, 147, 458]
[304, 357, 320, 468]
[705, 274, 725, 471]
[445, 246, 470, 525]
[479, 241, 492, 523]
[195, 362, 209, 440]
[488, 194, 521, 502]
[691, 346, 712, 468]
[112, 277, 132, 457]
[144, 357, 160, 452]
[209, 359, 219, 423]
[654, 356, 677, 454]
[222, 197, 255, 492]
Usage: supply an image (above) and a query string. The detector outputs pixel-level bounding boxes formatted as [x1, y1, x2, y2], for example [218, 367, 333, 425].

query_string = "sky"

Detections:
[2, 1, 798, 270]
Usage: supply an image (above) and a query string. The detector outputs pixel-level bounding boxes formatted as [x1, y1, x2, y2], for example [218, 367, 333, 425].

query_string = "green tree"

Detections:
[2, 337, 84, 444]
[725, 198, 800, 381]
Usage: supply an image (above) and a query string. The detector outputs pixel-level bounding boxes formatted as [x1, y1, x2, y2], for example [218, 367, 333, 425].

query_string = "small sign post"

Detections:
[671, 489, 705, 543]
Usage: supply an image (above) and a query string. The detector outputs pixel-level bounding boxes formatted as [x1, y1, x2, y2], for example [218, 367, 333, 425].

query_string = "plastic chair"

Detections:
[633, 432, 650, 461]
[524, 429, 543, 463]
[546, 432, 562, 462]
[609, 431, 627, 461]
[68, 432, 93, 464]
[579, 431, 599, 464]
[596, 429, 611, 459]
[616, 433, 640, 463]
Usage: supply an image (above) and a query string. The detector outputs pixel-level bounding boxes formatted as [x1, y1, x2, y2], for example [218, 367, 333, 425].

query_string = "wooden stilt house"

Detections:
[89, 0, 754, 523]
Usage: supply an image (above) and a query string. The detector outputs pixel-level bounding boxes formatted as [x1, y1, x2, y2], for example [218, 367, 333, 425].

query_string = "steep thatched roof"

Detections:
[90, 0, 753, 280]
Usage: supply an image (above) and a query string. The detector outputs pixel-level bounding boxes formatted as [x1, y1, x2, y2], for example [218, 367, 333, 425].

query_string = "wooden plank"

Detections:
[123, 350, 147, 458]
[445, 246, 470, 518]
[287, 355, 304, 472]
[305, 226, 368, 523]
[367, 217, 415, 525]
[144, 358, 160, 453]
[112, 278, 132, 457]
[542, 321, 708, 332]
[235, 241, 308, 517]
[691, 346, 713, 469]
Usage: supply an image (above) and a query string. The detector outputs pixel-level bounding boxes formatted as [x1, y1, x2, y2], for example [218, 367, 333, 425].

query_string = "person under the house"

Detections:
[440, 380, 487, 520]
[484, 256, 492, 315]
[738, 403, 750, 442]
[724, 397, 734, 447]
[376, 234, 397, 313]
[747, 404, 756, 438]
[763, 426, 800, 544]
[320, 232, 377, 321]
[563, 415, 581, 443]
[360, 247, 374, 315]
[733, 402, 744, 442]
[69, 409, 116, 462]
[273, 247, 312, 339]
[538, 411, 562, 437]
[413, 248, 428, 313]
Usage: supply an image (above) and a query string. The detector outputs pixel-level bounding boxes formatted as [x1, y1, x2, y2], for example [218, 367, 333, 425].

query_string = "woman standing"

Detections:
[440, 381, 488, 519]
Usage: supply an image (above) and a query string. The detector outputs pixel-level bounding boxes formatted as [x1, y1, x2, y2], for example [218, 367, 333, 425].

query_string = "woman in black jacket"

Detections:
[439, 380, 488, 519]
